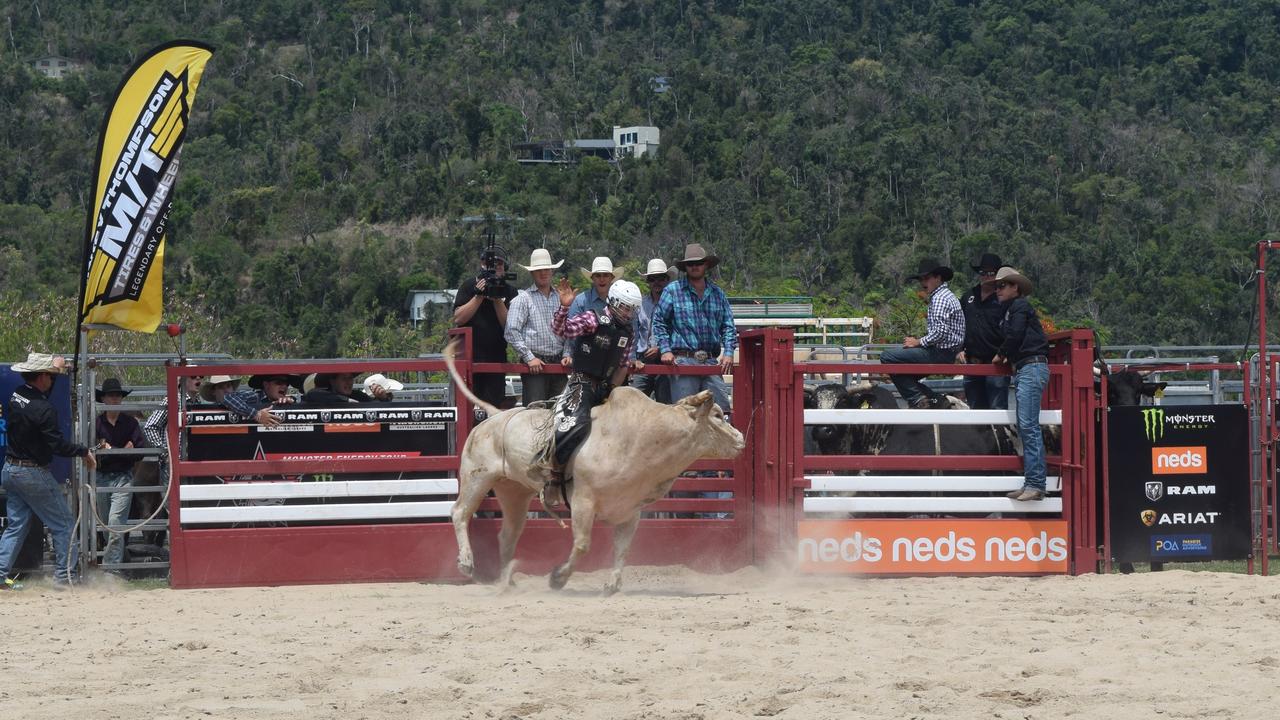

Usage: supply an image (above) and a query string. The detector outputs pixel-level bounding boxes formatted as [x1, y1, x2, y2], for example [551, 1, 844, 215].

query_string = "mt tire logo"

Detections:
[1142, 408, 1164, 441]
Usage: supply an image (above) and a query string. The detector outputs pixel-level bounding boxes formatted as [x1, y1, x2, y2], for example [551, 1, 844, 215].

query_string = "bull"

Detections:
[444, 341, 745, 595]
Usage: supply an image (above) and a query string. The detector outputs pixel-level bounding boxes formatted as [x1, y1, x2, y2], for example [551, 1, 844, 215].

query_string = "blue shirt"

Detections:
[635, 294, 661, 351]
[651, 278, 738, 356]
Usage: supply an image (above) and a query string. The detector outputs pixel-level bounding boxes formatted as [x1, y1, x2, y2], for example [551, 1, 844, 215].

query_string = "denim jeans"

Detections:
[96, 469, 133, 566]
[880, 345, 959, 406]
[667, 357, 730, 411]
[1012, 362, 1050, 491]
[0, 464, 78, 582]
[629, 372, 671, 404]
[962, 373, 1010, 410]
[520, 367, 567, 407]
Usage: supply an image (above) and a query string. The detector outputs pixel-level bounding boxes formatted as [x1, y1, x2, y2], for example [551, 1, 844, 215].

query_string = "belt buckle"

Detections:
[693, 350, 709, 362]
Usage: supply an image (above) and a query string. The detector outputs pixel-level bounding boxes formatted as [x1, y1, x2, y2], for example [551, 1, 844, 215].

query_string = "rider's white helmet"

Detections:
[606, 280, 642, 315]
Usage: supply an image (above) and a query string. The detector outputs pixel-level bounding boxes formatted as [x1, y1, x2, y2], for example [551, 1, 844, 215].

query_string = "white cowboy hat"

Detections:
[363, 373, 404, 393]
[994, 266, 1033, 296]
[643, 258, 676, 279]
[199, 374, 241, 402]
[11, 352, 67, 374]
[518, 248, 564, 272]
[579, 256, 625, 279]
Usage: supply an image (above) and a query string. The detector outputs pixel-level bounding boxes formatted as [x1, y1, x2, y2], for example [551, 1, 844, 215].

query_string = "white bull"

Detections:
[445, 341, 745, 594]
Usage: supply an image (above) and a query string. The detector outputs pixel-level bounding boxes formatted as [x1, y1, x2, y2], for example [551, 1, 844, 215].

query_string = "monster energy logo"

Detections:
[1142, 408, 1164, 441]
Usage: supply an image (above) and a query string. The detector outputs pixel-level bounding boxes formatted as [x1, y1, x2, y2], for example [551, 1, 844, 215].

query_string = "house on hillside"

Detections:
[613, 125, 660, 159]
[514, 125, 660, 165]
[31, 55, 82, 80]
[406, 289, 457, 330]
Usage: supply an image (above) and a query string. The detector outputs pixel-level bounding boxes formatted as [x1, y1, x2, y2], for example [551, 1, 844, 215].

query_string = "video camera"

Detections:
[477, 228, 516, 298]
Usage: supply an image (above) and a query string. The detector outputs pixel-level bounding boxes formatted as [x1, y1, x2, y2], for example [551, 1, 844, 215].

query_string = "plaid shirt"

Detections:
[552, 306, 636, 360]
[504, 286, 570, 362]
[651, 278, 738, 356]
[921, 282, 965, 352]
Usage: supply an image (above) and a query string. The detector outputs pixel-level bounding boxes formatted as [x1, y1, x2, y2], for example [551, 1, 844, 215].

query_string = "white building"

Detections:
[31, 55, 81, 80]
[612, 126, 660, 159]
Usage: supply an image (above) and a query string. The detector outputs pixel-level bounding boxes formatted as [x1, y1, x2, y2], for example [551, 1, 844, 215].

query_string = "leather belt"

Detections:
[671, 348, 717, 361]
[4, 458, 46, 468]
[1013, 355, 1048, 371]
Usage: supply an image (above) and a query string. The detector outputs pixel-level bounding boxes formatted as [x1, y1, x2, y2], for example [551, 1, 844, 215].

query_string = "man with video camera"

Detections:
[453, 247, 519, 420]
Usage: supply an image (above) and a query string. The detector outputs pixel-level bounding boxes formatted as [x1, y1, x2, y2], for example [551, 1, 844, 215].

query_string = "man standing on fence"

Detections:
[992, 267, 1051, 501]
[881, 258, 965, 409]
[94, 378, 145, 573]
[0, 353, 96, 590]
[957, 253, 1010, 409]
[651, 244, 737, 412]
[505, 249, 570, 406]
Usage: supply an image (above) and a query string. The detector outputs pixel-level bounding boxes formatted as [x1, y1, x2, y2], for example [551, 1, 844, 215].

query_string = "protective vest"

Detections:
[571, 311, 631, 380]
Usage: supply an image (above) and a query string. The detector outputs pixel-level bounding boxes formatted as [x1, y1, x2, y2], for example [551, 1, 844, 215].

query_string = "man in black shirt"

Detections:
[991, 268, 1051, 502]
[453, 251, 519, 420]
[1, 353, 96, 589]
[94, 378, 146, 570]
[958, 253, 1010, 409]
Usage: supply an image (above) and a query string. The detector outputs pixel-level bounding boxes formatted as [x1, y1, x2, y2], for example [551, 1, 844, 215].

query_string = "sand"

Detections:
[1, 566, 1277, 719]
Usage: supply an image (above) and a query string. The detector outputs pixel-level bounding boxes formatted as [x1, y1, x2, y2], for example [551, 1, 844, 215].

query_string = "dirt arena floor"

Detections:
[2, 566, 1278, 719]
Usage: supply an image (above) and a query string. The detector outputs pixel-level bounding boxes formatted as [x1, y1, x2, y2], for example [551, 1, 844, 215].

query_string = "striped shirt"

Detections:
[651, 278, 738, 356]
[920, 282, 965, 352]
[504, 285, 569, 361]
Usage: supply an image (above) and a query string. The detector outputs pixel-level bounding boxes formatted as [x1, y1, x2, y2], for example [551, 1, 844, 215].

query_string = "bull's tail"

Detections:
[442, 339, 501, 418]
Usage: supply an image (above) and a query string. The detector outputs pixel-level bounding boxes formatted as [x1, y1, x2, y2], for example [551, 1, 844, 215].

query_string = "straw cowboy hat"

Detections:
[643, 258, 676, 280]
[994, 266, 1033, 295]
[518, 248, 564, 272]
[905, 258, 954, 283]
[95, 377, 133, 402]
[199, 374, 241, 402]
[674, 243, 719, 271]
[579, 256, 625, 279]
[11, 352, 67, 374]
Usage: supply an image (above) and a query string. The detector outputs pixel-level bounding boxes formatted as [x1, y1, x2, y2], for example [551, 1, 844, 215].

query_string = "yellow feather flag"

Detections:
[78, 41, 214, 334]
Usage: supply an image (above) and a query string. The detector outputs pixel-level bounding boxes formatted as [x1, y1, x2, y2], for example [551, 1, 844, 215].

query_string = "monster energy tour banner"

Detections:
[78, 41, 214, 334]
[1107, 404, 1251, 563]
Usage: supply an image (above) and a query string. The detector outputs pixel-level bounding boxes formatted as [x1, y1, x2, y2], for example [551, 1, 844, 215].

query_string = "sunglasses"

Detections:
[995, 282, 1012, 289]
[978, 270, 997, 276]
[646, 276, 670, 283]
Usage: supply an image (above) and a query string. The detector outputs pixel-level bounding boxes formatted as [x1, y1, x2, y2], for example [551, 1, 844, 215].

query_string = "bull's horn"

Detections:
[677, 390, 713, 408]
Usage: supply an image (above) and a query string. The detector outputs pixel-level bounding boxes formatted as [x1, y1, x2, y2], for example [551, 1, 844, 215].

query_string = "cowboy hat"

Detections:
[906, 258, 954, 283]
[199, 374, 241, 402]
[971, 253, 1003, 273]
[11, 352, 67, 375]
[579, 256, 625, 279]
[363, 373, 405, 393]
[518, 248, 564, 272]
[994, 266, 1033, 295]
[674, 243, 719, 271]
[248, 373, 304, 391]
[643, 258, 676, 280]
[95, 377, 132, 402]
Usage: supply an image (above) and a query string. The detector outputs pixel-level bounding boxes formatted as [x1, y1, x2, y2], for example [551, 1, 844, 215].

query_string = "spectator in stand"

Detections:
[143, 368, 203, 470]
[93, 378, 146, 572]
[992, 267, 1051, 502]
[561, 257, 622, 369]
[651, 243, 737, 411]
[505, 248, 571, 406]
[630, 258, 675, 403]
[199, 375, 242, 406]
[222, 373, 302, 426]
[881, 258, 965, 409]
[301, 372, 395, 404]
[0, 353, 96, 590]
[453, 250, 519, 420]
[957, 253, 1010, 409]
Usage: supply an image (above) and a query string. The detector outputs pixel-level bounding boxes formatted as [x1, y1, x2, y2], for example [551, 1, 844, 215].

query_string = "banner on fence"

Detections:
[1107, 404, 1251, 563]
[798, 519, 1070, 574]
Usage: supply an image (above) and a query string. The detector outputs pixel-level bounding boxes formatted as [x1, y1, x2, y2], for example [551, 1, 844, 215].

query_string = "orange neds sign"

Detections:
[798, 519, 1069, 574]
[1151, 446, 1207, 474]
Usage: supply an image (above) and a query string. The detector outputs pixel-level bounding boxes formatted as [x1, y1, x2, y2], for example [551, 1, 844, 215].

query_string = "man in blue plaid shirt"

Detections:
[881, 258, 966, 408]
[651, 243, 737, 411]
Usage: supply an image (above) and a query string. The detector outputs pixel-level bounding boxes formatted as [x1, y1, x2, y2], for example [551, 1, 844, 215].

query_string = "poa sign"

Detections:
[798, 519, 1069, 574]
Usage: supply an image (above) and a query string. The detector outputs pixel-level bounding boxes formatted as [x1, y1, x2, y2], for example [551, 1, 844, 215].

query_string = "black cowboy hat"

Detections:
[249, 373, 305, 391]
[905, 258, 954, 283]
[970, 253, 1003, 273]
[95, 377, 132, 402]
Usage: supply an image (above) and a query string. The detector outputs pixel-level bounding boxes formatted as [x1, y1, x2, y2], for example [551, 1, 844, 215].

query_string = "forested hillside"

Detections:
[3, 0, 1279, 359]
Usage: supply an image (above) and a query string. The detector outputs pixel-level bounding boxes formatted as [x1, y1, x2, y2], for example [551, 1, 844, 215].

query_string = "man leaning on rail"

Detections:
[957, 252, 1010, 410]
[505, 248, 571, 406]
[0, 353, 96, 590]
[992, 267, 1051, 502]
[881, 258, 966, 409]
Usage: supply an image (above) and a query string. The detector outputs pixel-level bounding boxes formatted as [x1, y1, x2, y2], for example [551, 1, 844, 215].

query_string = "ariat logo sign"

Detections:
[1141, 408, 1216, 441]
[1141, 509, 1156, 527]
[1158, 511, 1221, 525]
[1152, 446, 1207, 474]
[1145, 482, 1163, 501]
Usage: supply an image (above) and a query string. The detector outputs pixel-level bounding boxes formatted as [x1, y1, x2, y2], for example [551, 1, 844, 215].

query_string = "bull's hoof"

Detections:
[602, 583, 620, 597]
[548, 568, 569, 590]
[457, 561, 474, 579]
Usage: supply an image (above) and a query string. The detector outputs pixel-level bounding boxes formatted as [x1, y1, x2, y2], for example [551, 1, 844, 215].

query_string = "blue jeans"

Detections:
[0, 464, 78, 582]
[629, 372, 671, 404]
[962, 373, 1010, 409]
[96, 470, 133, 566]
[880, 345, 958, 406]
[1013, 362, 1050, 491]
[667, 357, 730, 411]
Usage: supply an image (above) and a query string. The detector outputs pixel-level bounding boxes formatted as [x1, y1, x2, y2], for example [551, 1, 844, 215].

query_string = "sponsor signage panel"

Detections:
[1107, 405, 1250, 562]
[798, 519, 1070, 574]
